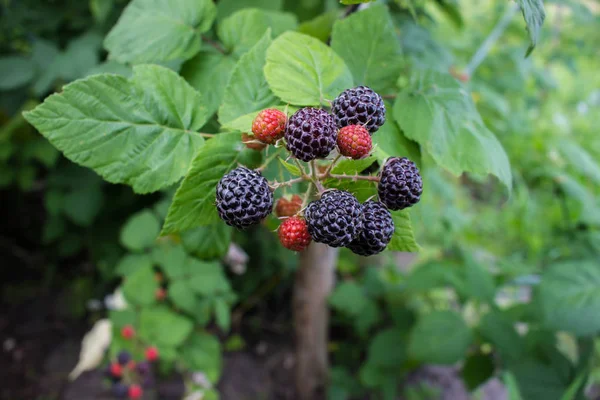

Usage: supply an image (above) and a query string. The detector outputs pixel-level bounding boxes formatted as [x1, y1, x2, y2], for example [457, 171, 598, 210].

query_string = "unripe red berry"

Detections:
[337, 125, 372, 159]
[155, 287, 166, 301]
[145, 346, 159, 362]
[278, 216, 312, 251]
[275, 195, 303, 217]
[126, 360, 136, 370]
[252, 109, 287, 144]
[128, 384, 143, 399]
[110, 362, 123, 377]
[121, 325, 135, 340]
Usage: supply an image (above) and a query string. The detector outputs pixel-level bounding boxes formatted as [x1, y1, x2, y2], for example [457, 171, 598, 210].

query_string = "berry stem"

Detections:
[270, 177, 305, 190]
[256, 151, 280, 172]
[327, 173, 380, 182]
[301, 183, 314, 209]
[321, 154, 342, 178]
[310, 160, 326, 193]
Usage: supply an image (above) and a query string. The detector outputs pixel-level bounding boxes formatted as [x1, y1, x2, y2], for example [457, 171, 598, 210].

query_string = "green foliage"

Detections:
[516, 0, 546, 56]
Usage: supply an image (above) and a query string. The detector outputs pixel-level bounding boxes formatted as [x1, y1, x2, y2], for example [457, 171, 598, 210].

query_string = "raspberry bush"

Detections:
[13, 0, 600, 400]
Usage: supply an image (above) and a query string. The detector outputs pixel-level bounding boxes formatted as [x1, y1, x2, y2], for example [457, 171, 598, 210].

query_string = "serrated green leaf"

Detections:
[219, 32, 278, 126]
[408, 310, 472, 364]
[331, 5, 402, 92]
[116, 253, 153, 276]
[332, 156, 377, 175]
[536, 260, 600, 336]
[387, 210, 419, 252]
[394, 71, 512, 190]
[181, 224, 233, 260]
[278, 158, 303, 177]
[24, 65, 208, 194]
[0, 56, 36, 90]
[218, 9, 297, 57]
[216, 0, 283, 21]
[182, 332, 222, 382]
[120, 209, 160, 251]
[161, 132, 244, 235]
[169, 281, 197, 314]
[298, 10, 339, 43]
[516, 0, 545, 57]
[139, 306, 194, 347]
[264, 31, 353, 106]
[104, 0, 216, 64]
[122, 264, 158, 306]
[372, 115, 420, 165]
[181, 51, 237, 117]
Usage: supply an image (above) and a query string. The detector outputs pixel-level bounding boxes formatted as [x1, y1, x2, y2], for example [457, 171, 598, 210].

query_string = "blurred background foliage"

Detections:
[0, 0, 599, 399]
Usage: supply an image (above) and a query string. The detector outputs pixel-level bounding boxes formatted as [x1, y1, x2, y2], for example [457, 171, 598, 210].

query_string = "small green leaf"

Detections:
[182, 332, 222, 382]
[24, 65, 208, 194]
[120, 209, 160, 251]
[181, 51, 237, 117]
[169, 281, 197, 314]
[139, 306, 194, 347]
[479, 311, 525, 364]
[331, 156, 376, 175]
[161, 132, 244, 235]
[214, 298, 231, 331]
[394, 71, 512, 190]
[104, 0, 216, 63]
[278, 158, 303, 177]
[0, 56, 36, 90]
[367, 328, 406, 368]
[62, 185, 104, 227]
[122, 264, 158, 306]
[219, 31, 278, 126]
[372, 116, 420, 166]
[464, 258, 495, 303]
[181, 224, 233, 260]
[264, 31, 353, 106]
[298, 10, 339, 43]
[151, 242, 188, 279]
[510, 360, 569, 400]
[408, 311, 472, 364]
[536, 260, 600, 336]
[331, 5, 402, 92]
[329, 282, 368, 316]
[187, 260, 231, 296]
[218, 9, 297, 57]
[116, 253, 153, 276]
[462, 353, 495, 390]
[387, 210, 419, 252]
[557, 140, 600, 185]
[516, 0, 546, 56]
[404, 261, 464, 292]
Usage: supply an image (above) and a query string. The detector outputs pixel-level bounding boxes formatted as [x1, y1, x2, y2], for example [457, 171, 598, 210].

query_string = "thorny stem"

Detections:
[310, 160, 326, 194]
[270, 177, 304, 190]
[321, 154, 342, 178]
[328, 173, 380, 182]
[301, 183, 314, 209]
[256, 152, 280, 172]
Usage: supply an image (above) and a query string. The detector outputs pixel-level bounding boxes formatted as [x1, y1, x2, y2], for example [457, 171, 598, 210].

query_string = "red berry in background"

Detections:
[126, 360, 137, 370]
[241, 132, 268, 151]
[121, 325, 135, 339]
[145, 346, 159, 362]
[275, 195, 303, 217]
[278, 216, 312, 251]
[155, 287, 166, 301]
[337, 125, 372, 159]
[110, 362, 123, 378]
[251, 109, 287, 144]
[128, 384, 143, 399]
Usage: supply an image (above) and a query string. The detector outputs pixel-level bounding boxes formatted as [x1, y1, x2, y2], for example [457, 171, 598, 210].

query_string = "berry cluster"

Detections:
[104, 326, 160, 399]
[216, 86, 422, 256]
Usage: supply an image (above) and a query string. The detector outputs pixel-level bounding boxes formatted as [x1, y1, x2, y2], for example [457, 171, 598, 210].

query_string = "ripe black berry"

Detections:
[347, 201, 395, 256]
[112, 382, 129, 398]
[216, 166, 273, 229]
[305, 190, 363, 247]
[117, 350, 131, 366]
[378, 157, 422, 210]
[285, 107, 337, 162]
[331, 86, 385, 134]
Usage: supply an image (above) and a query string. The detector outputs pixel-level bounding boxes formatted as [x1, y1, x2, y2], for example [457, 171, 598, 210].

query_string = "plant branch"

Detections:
[310, 160, 326, 194]
[256, 151, 280, 172]
[327, 173, 380, 182]
[321, 154, 342, 178]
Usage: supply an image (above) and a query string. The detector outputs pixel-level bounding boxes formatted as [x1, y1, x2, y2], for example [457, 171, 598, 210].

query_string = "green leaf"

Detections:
[503, 371, 524, 400]
[408, 311, 472, 364]
[393, 71, 512, 190]
[216, 0, 283, 21]
[187, 260, 231, 296]
[510, 360, 569, 400]
[169, 281, 197, 314]
[264, 31, 353, 106]
[372, 117, 420, 166]
[331, 5, 402, 93]
[331, 156, 376, 175]
[479, 311, 525, 364]
[557, 140, 600, 185]
[219, 32, 278, 126]
[62, 185, 104, 226]
[340, 0, 375, 4]
[120, 209, 160, 251]
[0, 56, 36, 90]
[461, 353, 495, 390]
[464, 258, 495, 303]
[404, 262, 464, 292]
[367, 328, 406, 368]
[90, 0, 114, 23]
[387, 210, 419, 252]
[214, 298, 231, 331]
[122, 264, 158, 306]
[298, 10, 339, 43]
[116, 253, 153, 276]
[151, 242, 188, 279]
[181, 51, 237, 117]
[161, 132, 244, 235]
[104, 0, 216, 64]
[536, 260, 600, 336]
[181, 224, 233, 260]
[329, 282, 369, 316]
[278, 158, 303, 177]
[24, 65, 208, 194]
[516, 0, 546, 57]
[182, 332, 222, 382]
[139, 306, 194, 347]
[217, 9, 297, 57]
